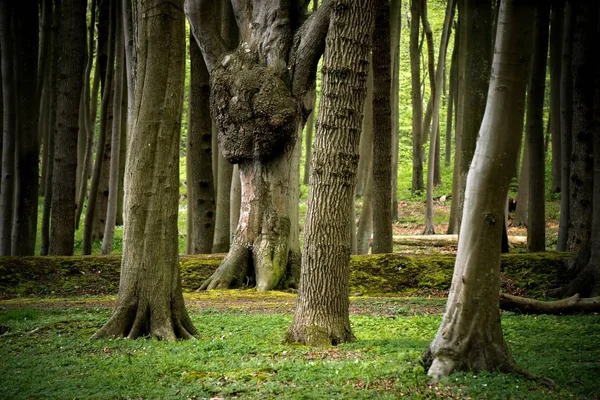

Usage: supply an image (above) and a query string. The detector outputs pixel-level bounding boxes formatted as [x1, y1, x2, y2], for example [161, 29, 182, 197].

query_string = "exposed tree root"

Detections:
[285, 323, 355, 346]
[199, 243, 252, 290]
[500, 292, 600, 314]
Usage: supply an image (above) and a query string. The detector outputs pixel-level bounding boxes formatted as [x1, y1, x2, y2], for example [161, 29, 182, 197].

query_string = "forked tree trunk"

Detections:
[410, 0, 424, 193]
[372, 1, 393, 253]
[526, 3, 550, 252]
[286, 0, 375, 346]
[49, 0, 87, 255]
[424, 0, 534, 381]
[93, 0, 196, 341]
[556, 2, 573, 251]
[549, 0, 563, 194]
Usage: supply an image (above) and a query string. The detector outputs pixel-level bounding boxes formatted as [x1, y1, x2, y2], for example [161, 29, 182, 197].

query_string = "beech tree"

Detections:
[424, 0, 535, 381]
[93, 0, 196, 340]
[186, 0, 332, 291]
[409, 0, 424, 193]
[286, 0, 375, 346]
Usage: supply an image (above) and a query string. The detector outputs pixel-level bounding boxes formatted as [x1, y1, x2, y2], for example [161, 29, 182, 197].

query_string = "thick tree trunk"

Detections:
[424, 0, 456, 235]
[390, 0, 401, 221]
[82, 0, 116, 255]
[565, 1, 595, 253]
[286, 0, 375, 346]
[424, 0, 534, 381]
[410, 0, 424, 193]
[101, 4, 124, 255]
[11, 1, 40, 255]
[449, 0, 492, 233]
[187, 33, 215, 254]
[549, 0, 563, 194]
[49, 0, 87, 255]
[93, 0, 196, 341]
[371, 0, 393, 254]
[556, 2, 574, 251]
[526, 3, 550, 252]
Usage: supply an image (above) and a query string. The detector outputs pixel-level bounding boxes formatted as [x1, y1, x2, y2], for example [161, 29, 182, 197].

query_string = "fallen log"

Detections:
[500, 292, 600, 314]
[386, 234, 527, 248]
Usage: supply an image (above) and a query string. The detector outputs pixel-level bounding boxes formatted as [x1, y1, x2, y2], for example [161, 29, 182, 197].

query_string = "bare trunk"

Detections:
[410, 0, 424, 193]
[549, 0, 563, 194]
[93, 0, 196, 341]
[372, 0, 393, 253]
[287, 0, 375, 346]
[230, 164, 241, 243]
[390, 0, 402, 221]
[526, 3, 550, 252]
[354, 63, 373, 198]
[445, 26, 458, 168]
[356, 157, 373, 255]
[513, 143, 529, 227]
[212, 154, 232, 253]
[49, 0, 87, 255]
[303, 110, 314, 186]
[424, 0, 534, 381]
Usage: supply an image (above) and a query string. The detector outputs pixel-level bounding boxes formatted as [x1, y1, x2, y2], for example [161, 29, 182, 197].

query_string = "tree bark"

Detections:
[212, 155, 232, 253]
[390, 0, 402, 221]
[371, 0, 393, 253]
[187, 31, 215, 254]
[356, 157, 373, 255]
[512, 142, 529, 227]
[526, 3, 550, 252]
[93, 0, 196, 341]
[11, 1, 40, 255]
[556, 2, 574, 251]
[49, 0, 87, 255]
[287, 0, 375, 346]
[448, 0, 492, 233]
[445, 23, 458, 168]
[101, 3, 124, 255]
[410, 0, 424, 194]
[424, 0, 534, 381]
[549, 0, 563, 194]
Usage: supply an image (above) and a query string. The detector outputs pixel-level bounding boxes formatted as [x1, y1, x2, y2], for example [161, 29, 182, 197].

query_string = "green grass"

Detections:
[0, 297, 598, 399]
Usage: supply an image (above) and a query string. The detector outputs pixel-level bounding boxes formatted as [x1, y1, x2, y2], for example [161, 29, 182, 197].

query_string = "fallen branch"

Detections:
[380, 234, 527, 248]
[500, 293, 600, 314]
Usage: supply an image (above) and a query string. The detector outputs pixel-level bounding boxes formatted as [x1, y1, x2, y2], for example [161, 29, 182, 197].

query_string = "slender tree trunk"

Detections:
[303, 110, 314, 186]
[371, 0, 393, 253]
[410, 0, 424, 193]
[93, 0, 196, 340]
[187, 32, 215, 254]
[11, 1, 40, 255]
[230, 164, 241, 244]
[82, 0, 116, 255]
[566, 1, 596, 252]
[116, 73, 127, 226]
[212, 155, 232, 253]
[557, 2, 574, 251]
[356, 63, 373, 200]
[424, 0, 456, 235]
[101, 4, 124, 255]
[0, 3, 16, 255]
[49, 0, 86, 255]
[287, 0, 375, 346]
[449, 0, 492, 233]
[513, 143, 529, 227]
[549, 0, 563, 194]
[356, 157, 373, 255]
[526, 3, 550, 252]
[424, 0, 534, 380]
[445, 25, 458, 168]
[390, 0, 402, 221]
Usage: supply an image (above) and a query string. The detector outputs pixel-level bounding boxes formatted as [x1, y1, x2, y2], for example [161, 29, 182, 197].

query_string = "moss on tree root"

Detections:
[0, 252, 572, 299]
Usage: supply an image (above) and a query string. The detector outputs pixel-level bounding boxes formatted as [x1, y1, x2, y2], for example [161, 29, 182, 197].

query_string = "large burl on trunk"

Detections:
[186, 0, 332, 291]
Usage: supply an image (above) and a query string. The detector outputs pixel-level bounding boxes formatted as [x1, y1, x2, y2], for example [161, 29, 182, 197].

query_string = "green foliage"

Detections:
[0, 298, 598, 399]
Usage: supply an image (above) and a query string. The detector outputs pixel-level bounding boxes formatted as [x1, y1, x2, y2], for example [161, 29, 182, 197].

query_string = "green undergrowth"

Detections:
[0, 301, 598, 399]
[0, 252, 573, 299]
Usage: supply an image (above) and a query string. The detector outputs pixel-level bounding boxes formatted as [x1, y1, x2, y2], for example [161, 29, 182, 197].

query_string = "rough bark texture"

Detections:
[409, 0, 424, 193]
[187, 33, 215, 254]
[11, 1, 40, 255]
[549, 0, 563, 194]
[93, 0, 197, 340]
[449, 0, 492, 233]
[49, 0, 87, 255]
[371, 0, 393, 253]
[390, 0, 401, 221]
[556, 2, 573, 251]
[286, 0, 375, 346]
[424, 0, 534, 381]
[526, 3, 550, 252]
[566, 1, 595, 253]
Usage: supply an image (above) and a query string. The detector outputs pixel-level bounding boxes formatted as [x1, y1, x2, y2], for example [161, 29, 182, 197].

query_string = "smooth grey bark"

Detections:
[556, 2, 574, 251]
[49, 0, 87, 255]
[410, 0, 424, 193]
[371, 0, 393, 253]
[212, 155, 232, 253]
[356, 156, 373, 255]
[92, 0, 196, 341]
[513, 142, 529, 227]
[424, 0, 535, 381]
[230, 164, 241, 243]
[11, 0, 40, 255]
[445, 23, 458, 168]
[549, 0, 563, 194]
[101, 4, 124, 255]
[526, 2, 550, 252]
[286, 0, 375, 346]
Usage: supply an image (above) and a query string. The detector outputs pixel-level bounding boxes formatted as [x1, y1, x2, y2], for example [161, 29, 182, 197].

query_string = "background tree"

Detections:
[286, 0, 375, 346]
[409, 0, 424, 194]
[424, 0, 535, 381]
[549, 0, 563, 194]
[390, 0, 402, 221]
[93, 0, 196, 340]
